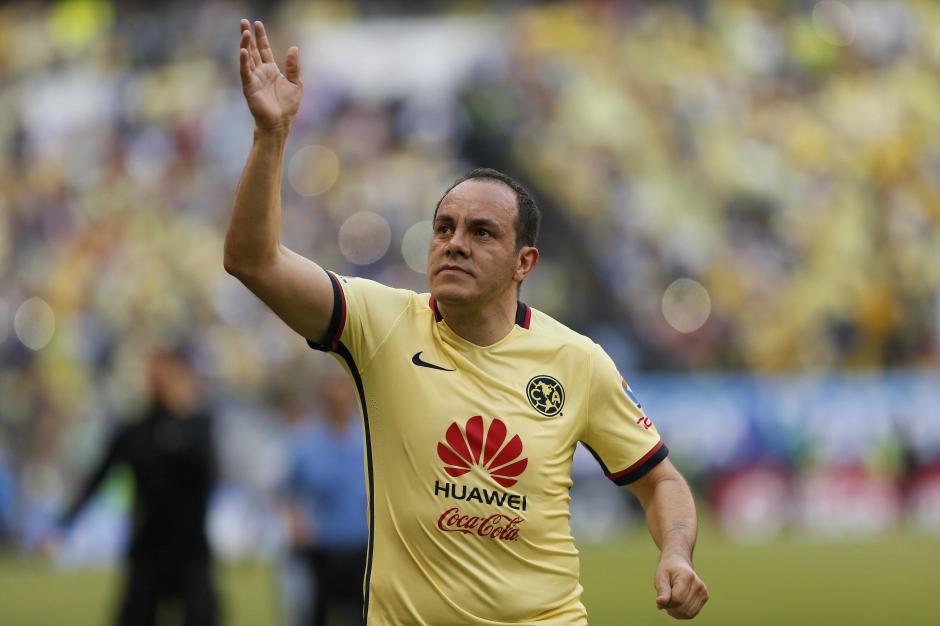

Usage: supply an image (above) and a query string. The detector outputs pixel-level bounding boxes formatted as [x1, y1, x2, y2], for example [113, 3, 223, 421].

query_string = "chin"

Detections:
[430, 281, 475, 304]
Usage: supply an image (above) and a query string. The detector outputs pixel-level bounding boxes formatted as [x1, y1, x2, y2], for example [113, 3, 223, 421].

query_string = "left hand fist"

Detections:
[654, 554, 709, 619]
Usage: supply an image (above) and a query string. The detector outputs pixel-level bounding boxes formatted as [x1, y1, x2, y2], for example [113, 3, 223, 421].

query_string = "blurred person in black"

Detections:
[53, 345, 219, 626]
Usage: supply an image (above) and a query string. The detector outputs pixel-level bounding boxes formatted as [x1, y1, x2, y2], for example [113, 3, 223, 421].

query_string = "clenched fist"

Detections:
[654, 554, 709, 619]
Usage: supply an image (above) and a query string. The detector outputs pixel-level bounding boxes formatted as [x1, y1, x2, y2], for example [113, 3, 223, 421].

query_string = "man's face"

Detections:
[428, 180, 522, 305]
[148, 352, 201, 416]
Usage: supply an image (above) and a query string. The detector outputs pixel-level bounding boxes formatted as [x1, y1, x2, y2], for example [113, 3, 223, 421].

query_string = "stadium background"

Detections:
[1, 0, 939, 624]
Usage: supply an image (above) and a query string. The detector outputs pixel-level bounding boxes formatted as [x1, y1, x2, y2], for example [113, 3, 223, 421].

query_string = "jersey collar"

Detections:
[428, 297, 531, 330]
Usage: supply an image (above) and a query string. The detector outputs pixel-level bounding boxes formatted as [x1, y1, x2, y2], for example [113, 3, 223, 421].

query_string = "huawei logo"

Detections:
[437, 416, 528, 488]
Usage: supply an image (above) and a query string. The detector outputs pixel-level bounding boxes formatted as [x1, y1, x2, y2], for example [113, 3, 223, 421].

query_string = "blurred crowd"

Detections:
[1, 0, 939, 552]
[462, 0, 940, 370]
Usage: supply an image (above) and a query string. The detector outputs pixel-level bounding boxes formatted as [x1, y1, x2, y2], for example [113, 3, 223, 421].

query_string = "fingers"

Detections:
[239, 48, 252, 85]
[682, 587, 709, 619]
[254, 21, 275, 64]
[239, 21, 256, 73]
[668, 573, 692, 609]
[654, 569, 671, 609]
[240, 18, 262, 67]
[284, 46, 301, 85]
[664, 574, 709, 620]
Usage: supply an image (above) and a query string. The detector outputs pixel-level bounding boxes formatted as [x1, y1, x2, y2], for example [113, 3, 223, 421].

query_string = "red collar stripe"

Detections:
[522, 303, 532, 329]
[428, 296, 444, 322]
[429, 298, 531, 329]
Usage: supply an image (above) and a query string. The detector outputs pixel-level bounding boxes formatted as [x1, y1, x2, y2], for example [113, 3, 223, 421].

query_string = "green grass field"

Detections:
[1, 525, 938, 625]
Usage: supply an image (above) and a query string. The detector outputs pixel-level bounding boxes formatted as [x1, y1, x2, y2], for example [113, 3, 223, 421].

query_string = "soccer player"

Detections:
[227, 19, 709, 624]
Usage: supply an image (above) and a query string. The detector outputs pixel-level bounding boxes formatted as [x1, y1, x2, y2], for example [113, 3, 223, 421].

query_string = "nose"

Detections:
[444, 224, 470, 258]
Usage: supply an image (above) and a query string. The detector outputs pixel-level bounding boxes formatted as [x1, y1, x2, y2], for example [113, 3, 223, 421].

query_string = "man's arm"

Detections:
[628, 458, 709, 620]
[223, 19, 334, 342]
[59, 431, 123, 530]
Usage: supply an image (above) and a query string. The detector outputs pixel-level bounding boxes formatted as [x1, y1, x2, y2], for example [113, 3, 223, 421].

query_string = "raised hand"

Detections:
[239, 19, 302, 133]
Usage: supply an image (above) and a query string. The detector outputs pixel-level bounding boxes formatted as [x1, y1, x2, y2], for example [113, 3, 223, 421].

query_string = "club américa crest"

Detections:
[526, 375, 564, 417]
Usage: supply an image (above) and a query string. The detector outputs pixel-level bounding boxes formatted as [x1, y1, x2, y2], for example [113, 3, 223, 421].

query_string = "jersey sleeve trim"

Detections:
[583, 439, 669, 486]
[306, 271, 347, 352]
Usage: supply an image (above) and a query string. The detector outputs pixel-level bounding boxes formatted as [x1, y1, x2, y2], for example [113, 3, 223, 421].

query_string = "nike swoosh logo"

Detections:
[412, 351, 455, 372]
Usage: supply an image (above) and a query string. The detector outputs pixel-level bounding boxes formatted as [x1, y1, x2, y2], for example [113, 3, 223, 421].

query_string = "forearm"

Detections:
[60, 444, 118, 529]
[642, 474, 697, 562]
[629, 460, 708, 616]
[224, 126, 291, 274]
[224, 23, 336, 339]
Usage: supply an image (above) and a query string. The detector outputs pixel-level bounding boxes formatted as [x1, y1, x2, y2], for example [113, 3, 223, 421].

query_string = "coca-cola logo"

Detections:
[437, 416, 528, 488]
[437, 507, 524, 541]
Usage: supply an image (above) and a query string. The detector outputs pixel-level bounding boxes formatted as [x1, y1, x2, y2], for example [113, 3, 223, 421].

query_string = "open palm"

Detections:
[239, 20, 302, 132]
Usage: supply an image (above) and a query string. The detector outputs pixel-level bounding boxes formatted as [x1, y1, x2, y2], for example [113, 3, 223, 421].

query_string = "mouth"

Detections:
[437, 265, 473, 277]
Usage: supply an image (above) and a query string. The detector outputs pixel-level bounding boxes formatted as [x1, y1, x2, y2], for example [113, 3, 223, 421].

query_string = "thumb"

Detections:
[655, 569, 671, 609]
[284, 46, 301, 85]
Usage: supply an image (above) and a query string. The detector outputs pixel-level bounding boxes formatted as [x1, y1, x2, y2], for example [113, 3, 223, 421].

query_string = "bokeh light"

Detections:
[287, 145, 341, 197]
[13, 297, 56, 351]
[662, 278, 711, 334]
[813, 1, 856, 46]
[338, 212, 391, 265]
[401, 220, 432, 274]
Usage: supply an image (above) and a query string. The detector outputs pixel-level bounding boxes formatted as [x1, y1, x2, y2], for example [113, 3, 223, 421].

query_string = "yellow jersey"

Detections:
[308, 272, 667, 625]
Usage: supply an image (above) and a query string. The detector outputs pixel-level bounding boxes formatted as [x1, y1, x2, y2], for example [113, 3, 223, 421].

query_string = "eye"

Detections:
[476, 228, 490, 238]
[436, 224, 452, 235]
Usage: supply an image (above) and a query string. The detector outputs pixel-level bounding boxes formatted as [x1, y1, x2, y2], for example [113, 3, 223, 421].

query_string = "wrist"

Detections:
[253, 122, 292, 141]
[660, 549, 693, 565]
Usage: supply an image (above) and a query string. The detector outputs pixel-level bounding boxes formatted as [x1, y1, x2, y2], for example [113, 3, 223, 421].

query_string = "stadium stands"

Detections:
[0, 1, 938, 554]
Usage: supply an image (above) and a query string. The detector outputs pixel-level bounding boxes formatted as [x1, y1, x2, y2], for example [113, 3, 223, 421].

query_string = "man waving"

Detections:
[225, 19, 708, 625]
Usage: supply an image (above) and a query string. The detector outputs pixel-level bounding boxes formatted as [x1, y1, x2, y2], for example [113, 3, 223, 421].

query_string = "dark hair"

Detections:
[433, 168, 540, 249]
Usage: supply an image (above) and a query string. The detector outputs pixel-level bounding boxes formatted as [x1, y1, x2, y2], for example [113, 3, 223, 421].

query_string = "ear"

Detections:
[513, 246, 540, 284]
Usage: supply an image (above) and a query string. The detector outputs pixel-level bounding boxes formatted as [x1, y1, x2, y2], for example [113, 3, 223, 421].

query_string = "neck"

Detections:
[438, 291, 518, 346]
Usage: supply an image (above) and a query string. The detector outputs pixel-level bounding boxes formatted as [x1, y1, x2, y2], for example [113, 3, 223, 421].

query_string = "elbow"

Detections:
[223, 244, 277, 281]
[223, 247, 247, 279]
[223, 248, 260, 282]
[223, 251, 245, 278]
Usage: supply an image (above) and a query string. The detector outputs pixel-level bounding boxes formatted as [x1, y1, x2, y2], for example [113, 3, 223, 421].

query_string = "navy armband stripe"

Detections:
[306, 271, 347, 352]
[609, 440, 668, 486]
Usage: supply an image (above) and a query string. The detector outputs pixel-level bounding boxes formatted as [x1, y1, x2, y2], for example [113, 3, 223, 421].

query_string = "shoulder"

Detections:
[526, 308, 620, 381]
[338, 274, 419, 302]
[286, 423, 320, 461]
[527, 307, 599, 358]
[336, 274, 428, 316]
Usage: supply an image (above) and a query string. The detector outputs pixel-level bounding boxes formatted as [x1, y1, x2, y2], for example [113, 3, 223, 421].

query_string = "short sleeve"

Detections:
[580, 347, 668, 486]
[307, 271, 414, 367]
